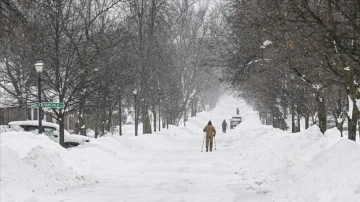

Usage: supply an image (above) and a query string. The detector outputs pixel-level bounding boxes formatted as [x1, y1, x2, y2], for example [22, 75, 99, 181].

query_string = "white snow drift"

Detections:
[1, 95, 360, 202]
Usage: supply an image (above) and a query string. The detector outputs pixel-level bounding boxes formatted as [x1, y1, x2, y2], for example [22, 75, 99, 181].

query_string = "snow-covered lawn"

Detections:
[1, 95, 360, 201]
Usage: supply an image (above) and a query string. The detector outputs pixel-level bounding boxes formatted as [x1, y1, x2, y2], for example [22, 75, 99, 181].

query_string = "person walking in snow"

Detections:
[236, 108, 240, 115]
[222, 119, 228, 133]
[203, 121, 216, 152]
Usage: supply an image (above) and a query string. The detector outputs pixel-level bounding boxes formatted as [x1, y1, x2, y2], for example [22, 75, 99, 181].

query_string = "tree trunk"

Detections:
[291, 107, 295, 133]
[142, 102, 152, 134]
[338, 53, 359, 140]
[316, 92, 327, 134]
[184, 107, 186, 127]
[348, 117, 357, 141]
[153, 105, 156, 132]
[100, 106, 106, 135]
[78, 97, 87, 136]
[337, 122, 343, 137]
[158, 103, 161, 131]
[100, 86, 107, 135]
[347, 98, 359, 141]
[297, 114, 301, 132]
[265, 108, 268, 125]
[59, 111, 65, 147]
[166, 111, 169, 129]
[95, 109, 99, 138]
[107, 106, 112, 133]
[191, 100, 196, 117]
[305, 112, 309, 129]
[272, 107, 276, 128]
[162, 110, 166, 128]
[118, 96, 122, 136]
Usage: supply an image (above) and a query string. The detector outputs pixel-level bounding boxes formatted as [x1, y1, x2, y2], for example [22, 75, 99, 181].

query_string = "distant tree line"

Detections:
[0, 0, 223, 146]
[217, 0, 360, 140]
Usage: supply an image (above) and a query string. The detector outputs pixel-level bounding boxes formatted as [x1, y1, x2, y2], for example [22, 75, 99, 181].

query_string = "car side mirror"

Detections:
[53, 131, 59, 137]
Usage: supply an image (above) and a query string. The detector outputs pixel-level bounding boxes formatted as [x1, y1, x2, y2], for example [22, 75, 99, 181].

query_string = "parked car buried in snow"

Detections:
[230, 116, 242, 129]
[8, 120, 90, 148]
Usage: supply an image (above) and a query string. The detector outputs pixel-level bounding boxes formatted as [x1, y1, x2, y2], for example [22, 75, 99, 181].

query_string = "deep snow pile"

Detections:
[1, 94, 360, 202]
[0, 132, 96, 202]
[233, 112, 360, 201]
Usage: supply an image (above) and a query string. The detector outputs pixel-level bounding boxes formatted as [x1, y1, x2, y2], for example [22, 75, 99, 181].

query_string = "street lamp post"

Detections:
[133, 89, 138, 136]
[35, 60, 44, 134]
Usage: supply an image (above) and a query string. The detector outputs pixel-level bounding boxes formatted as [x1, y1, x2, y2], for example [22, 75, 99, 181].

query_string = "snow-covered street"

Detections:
[1, 95, 271, 202]
[48, 125, 270, 202]
[2, 1, 360, 201]
[2, 95, 360, 201]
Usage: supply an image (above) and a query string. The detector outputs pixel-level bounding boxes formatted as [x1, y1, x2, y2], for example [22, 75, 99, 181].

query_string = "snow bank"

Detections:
[2, 94, 360, 202]
[235, 120, 360, 201]
[0, 125, 9, 134]
[0, 132, 95, 202]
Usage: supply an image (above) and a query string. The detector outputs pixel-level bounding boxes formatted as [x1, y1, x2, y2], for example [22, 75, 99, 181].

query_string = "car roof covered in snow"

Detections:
[8, 120, 59, 129]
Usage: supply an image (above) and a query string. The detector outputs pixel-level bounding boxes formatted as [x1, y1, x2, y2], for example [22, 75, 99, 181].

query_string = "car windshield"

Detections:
[43, 127, 56, 136]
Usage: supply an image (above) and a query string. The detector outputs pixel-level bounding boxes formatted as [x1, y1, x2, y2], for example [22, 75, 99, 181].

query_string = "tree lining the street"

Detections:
[219, 0, 360, 140]
[0, 0, 223, 143]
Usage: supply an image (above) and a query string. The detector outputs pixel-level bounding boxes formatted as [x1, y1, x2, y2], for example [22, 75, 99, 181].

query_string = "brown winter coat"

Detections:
[203, 125, 216, 137]
[203, 124, 216, 151]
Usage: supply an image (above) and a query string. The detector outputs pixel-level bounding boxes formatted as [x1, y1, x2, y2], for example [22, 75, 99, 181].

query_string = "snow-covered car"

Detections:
[230, 116, 242, 129]
[8, 120, 90, 148]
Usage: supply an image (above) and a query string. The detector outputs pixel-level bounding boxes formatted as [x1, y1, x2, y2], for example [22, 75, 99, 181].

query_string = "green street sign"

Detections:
[31, 103, 41, 108]
[42, 102, 64, 108]
[31, 102, 64, 108]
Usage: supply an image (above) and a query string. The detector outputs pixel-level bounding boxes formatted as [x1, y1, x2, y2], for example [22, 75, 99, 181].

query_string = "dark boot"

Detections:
[206, 148, 208, 152]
